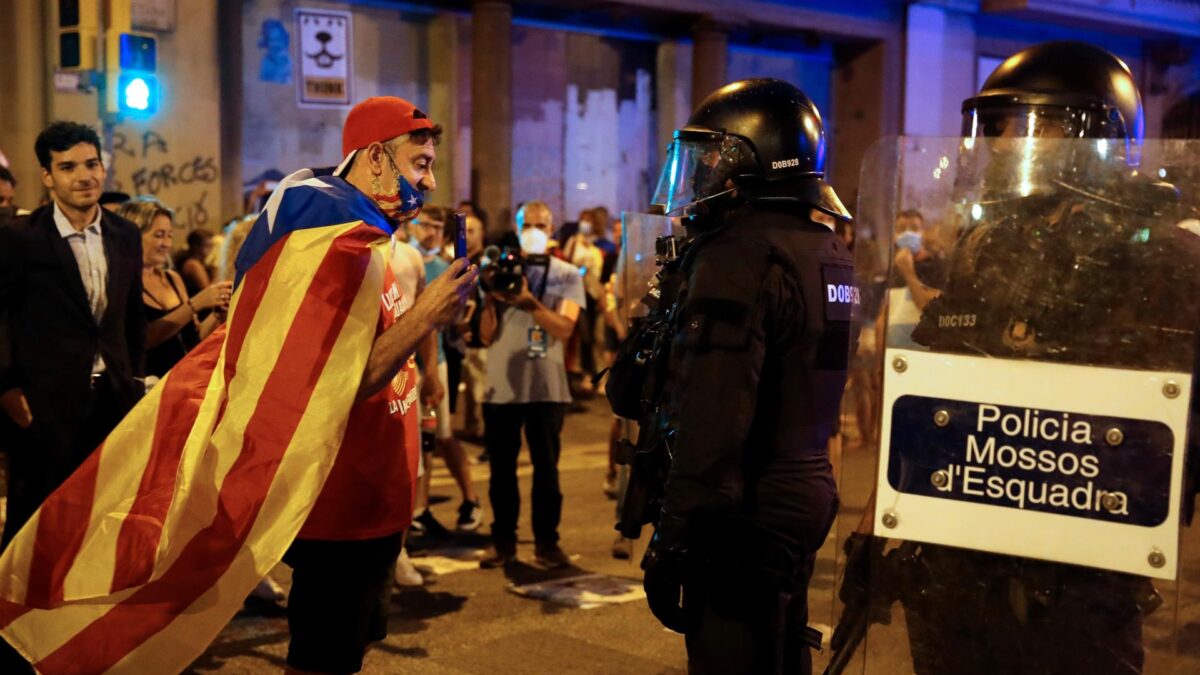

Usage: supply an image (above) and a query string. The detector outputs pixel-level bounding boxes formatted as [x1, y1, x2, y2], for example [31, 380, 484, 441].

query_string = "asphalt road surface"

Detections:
[184, 397, 689, 674]
[181, 393, 1200, 674]
[9, 391, 1187, 674]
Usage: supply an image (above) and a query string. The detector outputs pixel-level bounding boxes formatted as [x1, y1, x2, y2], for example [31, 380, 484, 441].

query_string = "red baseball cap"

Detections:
[341, 96, 435, 158]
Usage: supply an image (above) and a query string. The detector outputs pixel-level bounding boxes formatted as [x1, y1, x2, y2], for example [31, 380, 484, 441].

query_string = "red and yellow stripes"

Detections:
[0, 221, 390, 674]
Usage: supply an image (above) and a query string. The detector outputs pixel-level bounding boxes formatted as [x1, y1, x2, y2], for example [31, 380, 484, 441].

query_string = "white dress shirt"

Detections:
[53, 201, 108, 373]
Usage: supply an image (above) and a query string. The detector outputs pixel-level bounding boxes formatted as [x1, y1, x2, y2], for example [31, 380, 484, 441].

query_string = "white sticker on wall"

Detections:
[296, 8, 352, 107]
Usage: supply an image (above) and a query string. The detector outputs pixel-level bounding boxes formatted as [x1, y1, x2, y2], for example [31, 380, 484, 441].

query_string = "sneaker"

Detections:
[395, 549, 424, 587]
[456, 500, 483, 532]
[250, 574, 286, 602]
[413, 509, 451, 538]
[480, 542, 517, 569]
[534, 543, 571, 569]
[611, 535, 633, 560]
[602, 473, 619, 500]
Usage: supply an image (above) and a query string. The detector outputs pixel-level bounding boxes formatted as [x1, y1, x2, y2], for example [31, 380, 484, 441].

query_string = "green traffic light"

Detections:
[124, 77, 151, 112]
[117, 72, 158, 117]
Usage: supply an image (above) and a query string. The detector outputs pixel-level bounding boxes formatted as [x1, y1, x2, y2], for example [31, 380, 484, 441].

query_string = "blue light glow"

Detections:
[124, 77, 151, 111]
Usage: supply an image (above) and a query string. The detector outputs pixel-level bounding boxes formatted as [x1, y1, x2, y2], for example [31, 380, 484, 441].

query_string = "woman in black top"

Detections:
[117, 198, 231, 379]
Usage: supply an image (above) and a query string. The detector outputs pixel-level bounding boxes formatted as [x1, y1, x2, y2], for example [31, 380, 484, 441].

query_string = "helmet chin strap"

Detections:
[664, 187, 737, 218]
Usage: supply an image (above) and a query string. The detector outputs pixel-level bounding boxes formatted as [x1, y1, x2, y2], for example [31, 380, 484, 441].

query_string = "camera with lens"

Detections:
[480, 245, 549, 295]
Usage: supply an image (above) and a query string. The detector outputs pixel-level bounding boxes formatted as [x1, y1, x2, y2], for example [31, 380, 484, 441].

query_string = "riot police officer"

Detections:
[913, 40, 1154, 360]
[886, 41, 1195, 675]
[635, 79, 857, 675]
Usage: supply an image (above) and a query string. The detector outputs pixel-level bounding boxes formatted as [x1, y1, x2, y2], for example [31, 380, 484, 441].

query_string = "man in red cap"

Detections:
[0, 97, 477, 675]
[233, 96, 478, 675]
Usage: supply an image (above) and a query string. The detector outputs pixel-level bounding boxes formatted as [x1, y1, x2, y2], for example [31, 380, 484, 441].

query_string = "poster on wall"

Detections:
[296, 8, 352, 107]
[132, 0, 176, 32]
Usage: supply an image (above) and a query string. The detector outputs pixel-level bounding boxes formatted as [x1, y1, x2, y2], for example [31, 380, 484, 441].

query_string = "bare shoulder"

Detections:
[396, 240, 424, 266]
[391, 239, 425, 281]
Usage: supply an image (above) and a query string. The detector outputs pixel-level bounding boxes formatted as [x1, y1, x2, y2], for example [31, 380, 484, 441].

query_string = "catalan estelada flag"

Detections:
[0, 169, 402, 673]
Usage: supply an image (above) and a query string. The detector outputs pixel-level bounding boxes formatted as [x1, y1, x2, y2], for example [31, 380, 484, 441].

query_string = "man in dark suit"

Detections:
[0, 121, 145, 548]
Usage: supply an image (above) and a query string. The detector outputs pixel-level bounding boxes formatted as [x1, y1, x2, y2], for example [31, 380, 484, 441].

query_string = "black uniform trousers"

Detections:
[688, 586, 815, 675]
[683, 541, 820, 675]
[483, 402, 566, 546]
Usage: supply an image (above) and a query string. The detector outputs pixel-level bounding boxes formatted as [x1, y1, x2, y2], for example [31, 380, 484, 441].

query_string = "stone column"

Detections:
[903, 3, 976, 136]
[471, 0, 513, 234]
[0, 0, 49, 207]
[691, 17, 727, 109]
[218, 0, 243, 220]
[428, 14, 460, 208]
[656, 41, 692, 153]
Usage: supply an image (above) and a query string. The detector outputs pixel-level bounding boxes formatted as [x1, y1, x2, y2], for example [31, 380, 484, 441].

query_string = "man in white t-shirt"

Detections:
[387, 226, 443, 587]
[389, 226, 440, 406]
[477, 200, 585, 569]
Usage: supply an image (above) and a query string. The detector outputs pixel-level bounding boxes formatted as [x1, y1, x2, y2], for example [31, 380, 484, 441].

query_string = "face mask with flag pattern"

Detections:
[375, 149, 424, 222]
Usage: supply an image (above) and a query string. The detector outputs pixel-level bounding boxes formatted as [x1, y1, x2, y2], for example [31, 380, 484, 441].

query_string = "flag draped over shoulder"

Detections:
[0, 171, 396, 674]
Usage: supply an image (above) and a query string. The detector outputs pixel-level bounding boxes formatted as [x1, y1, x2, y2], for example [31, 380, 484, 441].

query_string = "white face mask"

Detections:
[578, 220, 593, 236]
[895, 230, 923, 253]
[520, 228, 548, 255]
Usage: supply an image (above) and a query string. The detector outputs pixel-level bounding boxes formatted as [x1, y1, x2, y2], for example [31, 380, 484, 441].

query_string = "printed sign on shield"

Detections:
[296, 8, 352, 107]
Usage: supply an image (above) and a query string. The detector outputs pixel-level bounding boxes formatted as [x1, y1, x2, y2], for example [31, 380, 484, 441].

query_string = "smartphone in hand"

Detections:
[452, 211, 468, 260]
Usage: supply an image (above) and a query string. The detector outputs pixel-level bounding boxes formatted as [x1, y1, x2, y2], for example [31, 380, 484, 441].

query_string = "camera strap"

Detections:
[528, 256, 551, 301]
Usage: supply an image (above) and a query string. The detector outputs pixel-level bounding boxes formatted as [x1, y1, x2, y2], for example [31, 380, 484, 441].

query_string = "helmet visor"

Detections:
[650, 136, 737, 217]
[961, 105, 1114, 140]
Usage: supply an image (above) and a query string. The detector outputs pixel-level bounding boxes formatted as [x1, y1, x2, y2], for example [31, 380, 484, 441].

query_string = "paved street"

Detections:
[160, 394, 1200, 674]
[184, 397, 689, 674]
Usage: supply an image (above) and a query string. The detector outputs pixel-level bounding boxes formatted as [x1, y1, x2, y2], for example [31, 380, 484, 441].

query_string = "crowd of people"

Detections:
[0, 114, 629, 671]
[2, 37, 1181, 675]
[395, 198, 627, 572]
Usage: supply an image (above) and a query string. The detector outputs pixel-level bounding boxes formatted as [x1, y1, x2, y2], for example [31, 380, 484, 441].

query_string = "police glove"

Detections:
[641, 537, 688, 634]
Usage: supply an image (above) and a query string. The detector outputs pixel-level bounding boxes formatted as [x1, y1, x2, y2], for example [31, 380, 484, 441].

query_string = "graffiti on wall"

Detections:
[258, 19, 292, 84]
[562, 73, 653, 222]
[111, 129, 219, 233]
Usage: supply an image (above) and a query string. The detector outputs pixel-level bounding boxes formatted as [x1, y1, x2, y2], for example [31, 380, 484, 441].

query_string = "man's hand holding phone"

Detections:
[452, 212, 468, 261]
[418, 258, 480, 327]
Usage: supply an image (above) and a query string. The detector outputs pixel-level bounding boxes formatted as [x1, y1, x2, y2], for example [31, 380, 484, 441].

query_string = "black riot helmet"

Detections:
[962, 41, 1144, 158]
[956, 41, 1146, 205]
[651, 78, 850, 226]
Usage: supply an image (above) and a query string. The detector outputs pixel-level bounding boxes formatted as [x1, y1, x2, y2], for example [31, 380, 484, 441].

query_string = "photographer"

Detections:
[477, 200, 585, 569]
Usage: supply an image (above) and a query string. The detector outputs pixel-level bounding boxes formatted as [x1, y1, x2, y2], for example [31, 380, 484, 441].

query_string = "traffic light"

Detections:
[58, 0, 99, 71]
[105, 31, 159, 118]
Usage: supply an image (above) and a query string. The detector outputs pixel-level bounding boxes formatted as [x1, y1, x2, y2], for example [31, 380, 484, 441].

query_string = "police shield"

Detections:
[616, 211, 686, 326]
[822, 137, 1200, 675]
[606, 211, 684, 423]
[605, 212, 686, 539]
